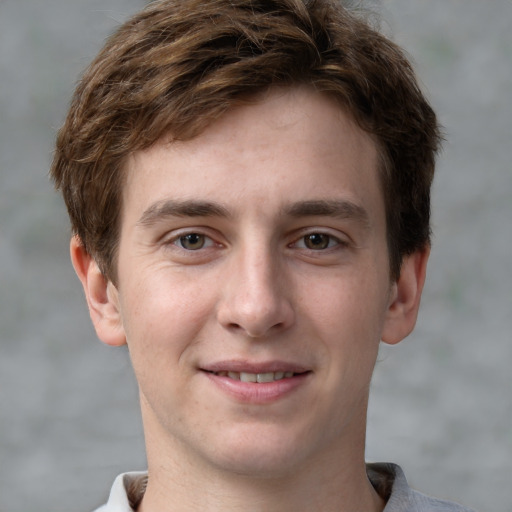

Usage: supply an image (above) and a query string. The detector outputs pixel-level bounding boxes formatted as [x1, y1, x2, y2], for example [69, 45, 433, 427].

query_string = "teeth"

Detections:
[216, 371, 295, 382]
[240, 372, 257, 383]
[257, 372, 274, 383]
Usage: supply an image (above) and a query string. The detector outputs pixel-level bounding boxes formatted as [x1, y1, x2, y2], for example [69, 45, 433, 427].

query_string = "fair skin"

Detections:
[72, 87, 428, 512]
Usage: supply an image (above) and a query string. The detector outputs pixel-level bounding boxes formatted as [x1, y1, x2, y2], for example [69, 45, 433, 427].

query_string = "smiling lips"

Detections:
[203, 363, 311, 404]
[212, 370, 296, 383]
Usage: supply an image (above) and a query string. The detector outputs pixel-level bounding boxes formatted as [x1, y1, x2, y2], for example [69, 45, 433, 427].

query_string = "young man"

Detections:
[51, 0, 474, 510]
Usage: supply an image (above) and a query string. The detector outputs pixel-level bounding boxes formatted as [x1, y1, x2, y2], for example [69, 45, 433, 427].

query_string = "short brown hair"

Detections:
[51, 0, 442, 282]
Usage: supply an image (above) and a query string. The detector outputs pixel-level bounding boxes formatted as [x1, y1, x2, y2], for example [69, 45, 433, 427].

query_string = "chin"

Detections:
[205, 425, 311, 478]
[213, 452, 298, 479]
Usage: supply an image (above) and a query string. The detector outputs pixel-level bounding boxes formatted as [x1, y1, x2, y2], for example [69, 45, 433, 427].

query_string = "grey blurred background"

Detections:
[0, 0, 511, 510]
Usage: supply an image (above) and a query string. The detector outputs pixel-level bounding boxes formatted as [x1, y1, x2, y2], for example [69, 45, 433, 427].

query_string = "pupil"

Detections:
[181, 233, 204, 250]
[306, 234, 328, 249]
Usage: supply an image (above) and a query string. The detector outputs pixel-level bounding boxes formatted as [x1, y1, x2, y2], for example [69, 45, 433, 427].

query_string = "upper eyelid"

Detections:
[160, 226, 220, 242]
[159, 226, 350, 246]
[172, 233, 215, 250]
[291, 233, 345, 248]
[289, 226, 350, 241]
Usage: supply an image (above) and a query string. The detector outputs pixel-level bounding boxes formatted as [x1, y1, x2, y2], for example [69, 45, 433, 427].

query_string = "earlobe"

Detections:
[381, 247, 430, 345]
[70, 235, 126, 346]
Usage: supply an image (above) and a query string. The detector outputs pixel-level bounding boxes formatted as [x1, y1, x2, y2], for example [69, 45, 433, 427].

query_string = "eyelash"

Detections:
[171, 232, 216, 251]
[164, 229, 348, 254]
[292, 232, 345, 251]
[170, 231, 346, 252]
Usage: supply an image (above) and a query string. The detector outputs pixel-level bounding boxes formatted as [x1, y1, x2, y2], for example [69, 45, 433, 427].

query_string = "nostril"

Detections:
[216, 279, 295, 337]
[224, 320, 285, 338]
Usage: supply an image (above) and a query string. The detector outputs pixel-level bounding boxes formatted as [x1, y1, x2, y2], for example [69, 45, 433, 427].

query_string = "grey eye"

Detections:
[178, 233, 206, 250]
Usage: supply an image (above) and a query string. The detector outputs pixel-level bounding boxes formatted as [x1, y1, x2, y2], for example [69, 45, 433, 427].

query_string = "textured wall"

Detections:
[1, 1, 510, 510]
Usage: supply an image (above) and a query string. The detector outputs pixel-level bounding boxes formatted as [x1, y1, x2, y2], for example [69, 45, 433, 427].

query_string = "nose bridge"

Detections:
[243, 243, 278, 304]
[218, 234, 294, 337]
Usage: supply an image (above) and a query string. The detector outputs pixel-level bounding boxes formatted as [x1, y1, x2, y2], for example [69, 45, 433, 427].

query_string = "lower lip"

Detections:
[203, 372, 311, 404]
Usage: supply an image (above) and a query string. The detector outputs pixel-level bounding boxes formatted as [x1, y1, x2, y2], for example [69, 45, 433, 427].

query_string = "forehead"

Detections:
[122, 86, 382, 223]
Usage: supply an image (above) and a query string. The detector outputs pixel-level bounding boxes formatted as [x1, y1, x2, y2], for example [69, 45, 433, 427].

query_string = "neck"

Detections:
[138, 461, 384, 512]
[138, 408, 384, 512]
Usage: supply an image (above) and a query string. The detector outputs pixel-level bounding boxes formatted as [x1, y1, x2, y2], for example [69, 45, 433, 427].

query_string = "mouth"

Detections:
[202, 364, 311, 403]
[207, 370, 300, 383]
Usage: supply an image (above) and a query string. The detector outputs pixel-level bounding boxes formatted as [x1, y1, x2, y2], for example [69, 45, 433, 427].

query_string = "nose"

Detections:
[216, 246, 295, 338]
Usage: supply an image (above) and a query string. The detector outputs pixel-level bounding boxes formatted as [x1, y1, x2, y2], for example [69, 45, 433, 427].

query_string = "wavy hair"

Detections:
[51, 0, 442, 282]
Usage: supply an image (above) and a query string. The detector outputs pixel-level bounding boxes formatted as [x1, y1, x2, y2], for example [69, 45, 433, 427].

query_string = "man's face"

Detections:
[90, 87, 417, 476]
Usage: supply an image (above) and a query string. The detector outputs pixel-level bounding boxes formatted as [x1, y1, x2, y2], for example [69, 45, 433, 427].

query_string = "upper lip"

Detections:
[201, 360, 311, 374]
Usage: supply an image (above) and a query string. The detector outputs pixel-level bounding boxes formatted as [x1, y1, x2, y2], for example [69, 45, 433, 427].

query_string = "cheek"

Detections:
[119, 270, 217, 365]
[301, 267, 389, 339]
[119, 272, 218, 419]
[300, 266, 390, 394]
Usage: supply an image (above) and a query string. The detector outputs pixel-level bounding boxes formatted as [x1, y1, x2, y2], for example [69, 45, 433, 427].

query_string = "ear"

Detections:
[381, 247, 430, 345]
[70, 235, 126, 346]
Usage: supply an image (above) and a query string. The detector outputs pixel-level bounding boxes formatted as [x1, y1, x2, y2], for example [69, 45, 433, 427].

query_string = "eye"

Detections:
[174, 233, 213, 250]
[296, 233, 341, 250]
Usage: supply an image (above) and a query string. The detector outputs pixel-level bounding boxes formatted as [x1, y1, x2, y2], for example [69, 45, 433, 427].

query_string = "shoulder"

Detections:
[367, 462, 477, 512]
[92, 471, 148, 512]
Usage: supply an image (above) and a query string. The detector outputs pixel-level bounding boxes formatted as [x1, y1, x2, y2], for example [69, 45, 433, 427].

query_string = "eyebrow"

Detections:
[137, 198, 370, 228]
[283, 199, 370, 227]
[137, 199, 231, 227]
